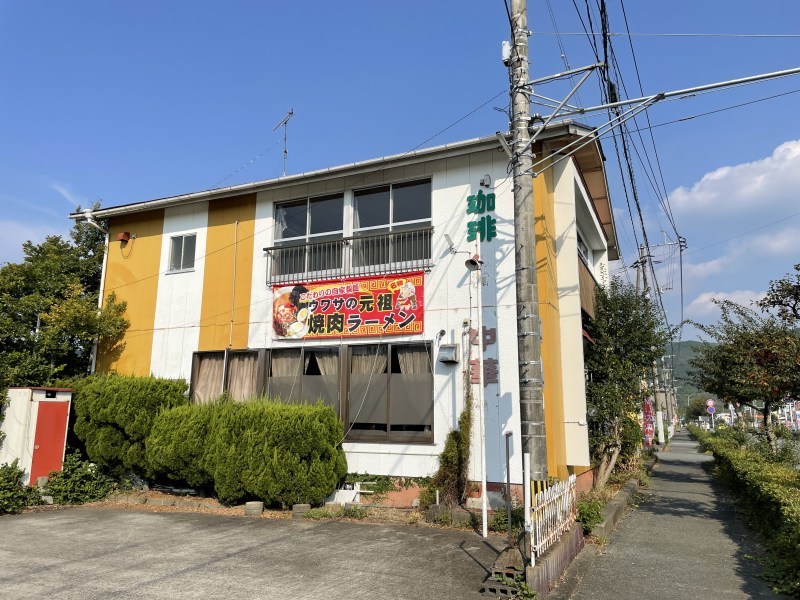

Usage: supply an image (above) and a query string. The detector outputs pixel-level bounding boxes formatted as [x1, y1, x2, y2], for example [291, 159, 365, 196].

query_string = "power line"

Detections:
[531, 31, 800, 38]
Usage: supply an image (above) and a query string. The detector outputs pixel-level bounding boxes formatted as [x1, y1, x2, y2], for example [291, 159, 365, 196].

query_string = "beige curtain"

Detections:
[193, 353, 224, 404]
[271, 349, 302, 376]
[396, 345, 430, 374]
[314, 349, 339, 376]
[351, 345, 388, 374]
[227, 352, 258, 402]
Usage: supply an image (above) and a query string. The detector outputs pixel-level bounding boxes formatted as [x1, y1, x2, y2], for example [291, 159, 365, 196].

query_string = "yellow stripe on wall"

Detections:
[199, 194, 256, 351]
[534, 167, 569, 480]
[99, 210, 164, 375]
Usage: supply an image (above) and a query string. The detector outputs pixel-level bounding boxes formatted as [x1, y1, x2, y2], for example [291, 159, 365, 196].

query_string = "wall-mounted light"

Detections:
[479, 174, 492, 188]
[116, 232, 131, 243]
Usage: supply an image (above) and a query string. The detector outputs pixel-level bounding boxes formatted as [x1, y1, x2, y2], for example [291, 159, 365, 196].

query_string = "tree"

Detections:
[0, 212, 128, 392]
[758, 263, 800, 322]
[689, 300, 800, 453]
[584, 277, 669, 487]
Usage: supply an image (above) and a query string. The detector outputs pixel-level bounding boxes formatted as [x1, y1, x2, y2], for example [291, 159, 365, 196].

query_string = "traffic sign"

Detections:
[706, 399, 715, 407]
[707, 406, 716, 414]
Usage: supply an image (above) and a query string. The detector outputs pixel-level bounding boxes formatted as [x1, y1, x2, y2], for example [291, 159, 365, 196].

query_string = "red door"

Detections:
[29, 401, 70, 485]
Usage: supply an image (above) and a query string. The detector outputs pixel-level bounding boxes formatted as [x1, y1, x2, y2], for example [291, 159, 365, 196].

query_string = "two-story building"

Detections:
[72, 121, 618, 490]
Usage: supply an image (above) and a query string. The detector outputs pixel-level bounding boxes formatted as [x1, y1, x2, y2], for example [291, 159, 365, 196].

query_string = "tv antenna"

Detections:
[273, 109, 294, 177]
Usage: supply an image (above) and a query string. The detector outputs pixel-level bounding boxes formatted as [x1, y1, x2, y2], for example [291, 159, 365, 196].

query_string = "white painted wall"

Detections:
[553, 159, 592, 467]
[244, 150, 524, 483]
[0, 388, 36, 481]
[150, 203, 209, 380]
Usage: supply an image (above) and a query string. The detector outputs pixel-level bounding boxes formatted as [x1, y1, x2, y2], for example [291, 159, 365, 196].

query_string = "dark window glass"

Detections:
[276, 199, 307, 240]
[393, 180, 431, 224]
[309, 195, 343, 235]
[354, 186, 390, 229]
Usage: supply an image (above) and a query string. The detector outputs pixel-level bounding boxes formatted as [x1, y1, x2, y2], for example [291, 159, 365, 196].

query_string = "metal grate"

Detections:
[266, 227, 433, 284]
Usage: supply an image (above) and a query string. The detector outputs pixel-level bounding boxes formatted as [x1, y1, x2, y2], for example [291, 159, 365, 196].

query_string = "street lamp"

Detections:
[466, 252, 488, 539]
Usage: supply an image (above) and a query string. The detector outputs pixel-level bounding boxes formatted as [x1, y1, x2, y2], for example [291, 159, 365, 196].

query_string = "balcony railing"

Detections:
[265, 227, 433, 284]
[578, 256, 597, 318]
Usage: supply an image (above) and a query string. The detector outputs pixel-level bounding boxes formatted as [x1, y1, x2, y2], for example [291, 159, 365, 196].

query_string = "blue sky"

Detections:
[2, 0, 799, 339]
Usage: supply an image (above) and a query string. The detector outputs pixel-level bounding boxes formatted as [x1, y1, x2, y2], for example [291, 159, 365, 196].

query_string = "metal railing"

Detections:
[530, 474, 577, 559]
[266, 227, 433, 284]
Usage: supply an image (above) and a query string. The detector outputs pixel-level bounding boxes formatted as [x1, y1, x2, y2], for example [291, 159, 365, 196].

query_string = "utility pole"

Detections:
[510, 0, 547, 491]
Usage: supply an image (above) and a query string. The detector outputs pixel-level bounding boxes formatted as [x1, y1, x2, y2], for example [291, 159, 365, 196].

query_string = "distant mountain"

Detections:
[667, 340, 713, 409]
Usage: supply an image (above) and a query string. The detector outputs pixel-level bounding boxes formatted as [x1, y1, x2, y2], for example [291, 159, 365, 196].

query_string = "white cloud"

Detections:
[682, 256, 729, 280]
[740, 225, 800, 258]
[686, 289, 766, 318]
[50, 182, 87, 210]
[670, 140, 800, 215]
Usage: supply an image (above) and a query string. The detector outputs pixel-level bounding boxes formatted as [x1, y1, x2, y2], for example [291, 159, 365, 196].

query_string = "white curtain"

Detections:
[227, 352, 258, 402]
[192, 353, 224, 404]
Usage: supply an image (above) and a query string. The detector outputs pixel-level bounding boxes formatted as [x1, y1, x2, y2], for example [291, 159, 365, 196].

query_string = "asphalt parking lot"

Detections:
[0, 506, 504, 599]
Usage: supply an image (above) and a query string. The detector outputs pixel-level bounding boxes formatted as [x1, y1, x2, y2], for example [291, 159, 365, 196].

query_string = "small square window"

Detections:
[169, 234, 196, 271]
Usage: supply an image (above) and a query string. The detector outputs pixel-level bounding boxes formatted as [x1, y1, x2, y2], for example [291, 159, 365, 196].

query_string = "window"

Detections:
[169, 234, 197, 272]
[347, 342, 433, 443]
[190, 350, 263, 404]
[577, 231, 591, 265]
[353, 180, 432, 267]
[266, 347, 341, 410]
[274, 194, 344, 275]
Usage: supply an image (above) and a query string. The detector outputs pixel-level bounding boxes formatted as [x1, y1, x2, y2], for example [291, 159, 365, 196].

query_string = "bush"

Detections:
[0, 460, 40, 515]
[691, 425, 800, 597]
[145, 403, 215, 490]
[576, 496, 604, 534]
[72, 373, 188, 477]
[145, 399, 347, 508]
[420, 398, 472, 509]
[45, 453, 113, 504]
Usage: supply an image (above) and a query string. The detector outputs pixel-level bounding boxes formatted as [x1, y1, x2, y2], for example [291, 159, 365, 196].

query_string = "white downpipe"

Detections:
[523, 451, 532, 564]
[476, 261, 488, 539]
[90, 231, 110, 374]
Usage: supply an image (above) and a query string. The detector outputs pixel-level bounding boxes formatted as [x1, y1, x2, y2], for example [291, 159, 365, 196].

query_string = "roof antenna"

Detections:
[273, 109, 294, 177]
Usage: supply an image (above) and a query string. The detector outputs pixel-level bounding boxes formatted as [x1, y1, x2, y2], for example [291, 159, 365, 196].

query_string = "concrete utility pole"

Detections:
[509, 0, 548, 486]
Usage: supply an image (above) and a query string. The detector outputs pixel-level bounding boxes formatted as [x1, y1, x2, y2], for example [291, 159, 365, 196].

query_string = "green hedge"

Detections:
[73, 373, 188, 477]
[0, 460, 40, 515]
[46, 453, 113, 505]
[688, 425, 800, 597]
[146, 399, 347, 508]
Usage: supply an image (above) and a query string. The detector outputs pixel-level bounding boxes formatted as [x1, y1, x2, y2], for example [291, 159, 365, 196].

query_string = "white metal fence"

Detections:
[530, 474, 577, 559]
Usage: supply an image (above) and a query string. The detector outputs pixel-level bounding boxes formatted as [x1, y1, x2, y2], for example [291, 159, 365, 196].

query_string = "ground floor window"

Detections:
[189, 341, 433, 443]
[347, 342, 433, 443]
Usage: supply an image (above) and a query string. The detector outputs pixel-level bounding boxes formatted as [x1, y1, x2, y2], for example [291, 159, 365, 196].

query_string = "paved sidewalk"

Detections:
[550, 429, 786, 599]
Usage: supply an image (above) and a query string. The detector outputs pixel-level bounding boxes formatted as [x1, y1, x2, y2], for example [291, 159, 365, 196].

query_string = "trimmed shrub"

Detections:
[0, 460, 40, 515]
[689, 425, 800, 597]
[73, 373, 188, 477]
[145, 399, 347, 508]
[145, 403, 215, 490]
[45, 453, 113, 504]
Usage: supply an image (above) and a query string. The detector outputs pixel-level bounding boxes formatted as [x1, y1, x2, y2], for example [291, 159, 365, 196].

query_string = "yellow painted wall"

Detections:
[198, 194, 256, 350]
[99, 210, 164, 375]
[534, 168, 569, 480]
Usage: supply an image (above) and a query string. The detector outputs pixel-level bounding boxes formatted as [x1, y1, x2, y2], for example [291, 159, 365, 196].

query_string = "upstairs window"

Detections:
[353, 180, 432, 266]
[274, 194, 344, 274]
[169, 234, 196, 271]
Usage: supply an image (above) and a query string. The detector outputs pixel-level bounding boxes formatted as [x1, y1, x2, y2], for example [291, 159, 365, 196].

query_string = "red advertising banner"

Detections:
[272, 271, 425, 340]
[642, 397, 655, 448]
